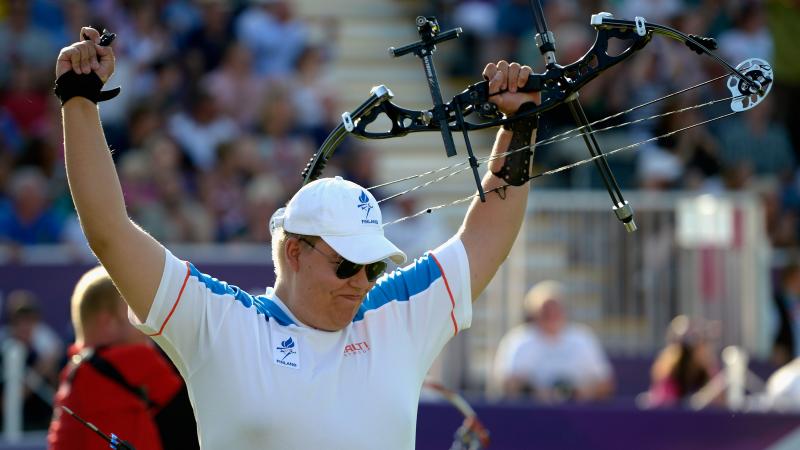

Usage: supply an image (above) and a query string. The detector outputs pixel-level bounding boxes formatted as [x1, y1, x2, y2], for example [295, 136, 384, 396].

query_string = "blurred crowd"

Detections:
[0, 0, 376, 254]
[0, 0, 799, 251]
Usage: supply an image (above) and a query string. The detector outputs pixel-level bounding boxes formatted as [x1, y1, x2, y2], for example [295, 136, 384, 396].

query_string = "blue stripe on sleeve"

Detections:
[353, 253, 442, 322]
[188, 264, 295, 326]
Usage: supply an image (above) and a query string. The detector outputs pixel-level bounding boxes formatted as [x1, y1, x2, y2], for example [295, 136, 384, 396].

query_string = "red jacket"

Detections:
[48, 344, 183, 450]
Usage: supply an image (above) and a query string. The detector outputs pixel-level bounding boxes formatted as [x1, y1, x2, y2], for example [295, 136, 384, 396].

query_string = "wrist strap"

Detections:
[54, 71, 121, 106]
[493, 102, 539, 186]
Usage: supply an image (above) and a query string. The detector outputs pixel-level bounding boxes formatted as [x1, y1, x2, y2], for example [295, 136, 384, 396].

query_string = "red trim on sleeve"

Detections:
[147, 261, 191, 337]
[430, 253, 458, 337]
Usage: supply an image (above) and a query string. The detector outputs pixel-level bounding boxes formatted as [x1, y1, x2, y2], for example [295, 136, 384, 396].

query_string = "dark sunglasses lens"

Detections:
[335, 259, 387, 282]
[335, 260, 362, 280]
[365, 261, 387, 282]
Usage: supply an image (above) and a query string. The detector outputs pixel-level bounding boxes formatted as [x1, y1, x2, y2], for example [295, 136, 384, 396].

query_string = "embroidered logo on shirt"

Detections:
[274, 335, 300, 369]
[344, 341, 370, 356]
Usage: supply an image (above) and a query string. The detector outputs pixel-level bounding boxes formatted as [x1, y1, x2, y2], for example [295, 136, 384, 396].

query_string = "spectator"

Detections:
[289, 45, 335, 139]
[167, 87, 239, 172]
[48, 266, 198, 450]
[492, 0, 535, 64]
[0, 62, 51, 137]
[238, 173, 286, 243]
[717, 97, 794, 177]
[492, 280, 614, 402]
[639, 100, 723, 190]
[181, 0, 235, 73]
[0, 167, 65, 245]
[618, 0, 684, 23]
[0, 290, 64, 429]
[254, 82, 315, 191]
[112, 102, 166, 158]
[772, 262, 800, 366]
[137, 172, 215, 243]
[124, 4, 175, 71]
[644, 315, 719, 408]
[766, 357, 800, 412]
[118, 151, 160, 222]
[717, 1, 773, 67]
[202, 42, 268, 130]
[199, 140, 248, 241]
[0, 0, 57, 86]
[235, 0, 309, 78]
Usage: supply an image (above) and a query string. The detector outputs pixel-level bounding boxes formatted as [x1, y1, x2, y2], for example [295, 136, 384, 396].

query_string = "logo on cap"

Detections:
[357, 191, 378, 224]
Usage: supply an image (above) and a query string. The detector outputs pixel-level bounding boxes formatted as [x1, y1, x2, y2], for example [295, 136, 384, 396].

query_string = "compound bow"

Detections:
[301, 2, 773, 231]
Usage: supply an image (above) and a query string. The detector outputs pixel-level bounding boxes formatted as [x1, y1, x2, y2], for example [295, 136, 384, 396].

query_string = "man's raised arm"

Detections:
[457, 61, 540, 300]
[59, 28, 164, 321]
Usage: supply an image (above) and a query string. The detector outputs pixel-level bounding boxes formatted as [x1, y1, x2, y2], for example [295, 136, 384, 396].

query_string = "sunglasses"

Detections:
[298, 238, 387, 282]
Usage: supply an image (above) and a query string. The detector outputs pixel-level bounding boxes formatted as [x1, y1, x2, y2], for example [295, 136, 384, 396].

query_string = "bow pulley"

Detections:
[728, 58, 773, 112]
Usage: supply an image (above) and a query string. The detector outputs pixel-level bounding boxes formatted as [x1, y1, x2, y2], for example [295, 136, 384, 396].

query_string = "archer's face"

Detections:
[292, 238, 375, 331]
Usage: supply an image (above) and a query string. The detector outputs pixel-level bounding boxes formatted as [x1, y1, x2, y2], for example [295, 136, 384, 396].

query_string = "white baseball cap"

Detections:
[270, 177, 407, 265]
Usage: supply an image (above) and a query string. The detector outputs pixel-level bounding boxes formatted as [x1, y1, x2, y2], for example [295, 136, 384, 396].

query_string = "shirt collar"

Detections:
[265, 287, 310, 328]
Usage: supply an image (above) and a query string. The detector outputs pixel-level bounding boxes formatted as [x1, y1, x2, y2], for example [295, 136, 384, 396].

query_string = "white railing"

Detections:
[2, 340, 25, 442]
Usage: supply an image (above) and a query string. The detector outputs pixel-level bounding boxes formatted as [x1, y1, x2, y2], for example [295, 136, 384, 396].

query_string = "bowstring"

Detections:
[375, 91, 744, 206]
[368, 74, 729, 192]
[383, 109, 737, 227]
[534, 93, 741, 148]
[367, 74, 737, 194]
[534, 74, 729, 147]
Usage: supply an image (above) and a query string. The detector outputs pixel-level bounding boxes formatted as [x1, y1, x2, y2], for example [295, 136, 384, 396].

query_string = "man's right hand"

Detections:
[55, 27, 115, 83]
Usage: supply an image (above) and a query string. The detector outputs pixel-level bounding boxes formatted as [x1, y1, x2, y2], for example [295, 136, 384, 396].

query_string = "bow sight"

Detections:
[302, 5, 773, 231]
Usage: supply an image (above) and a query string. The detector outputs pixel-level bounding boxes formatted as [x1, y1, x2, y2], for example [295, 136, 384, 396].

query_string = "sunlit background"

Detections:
[0, 0, 799, 448]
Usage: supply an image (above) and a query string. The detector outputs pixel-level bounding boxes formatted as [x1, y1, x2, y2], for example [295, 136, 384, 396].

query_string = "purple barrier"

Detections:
[0, 263, 274, 340]
[417, 401, 800, 450]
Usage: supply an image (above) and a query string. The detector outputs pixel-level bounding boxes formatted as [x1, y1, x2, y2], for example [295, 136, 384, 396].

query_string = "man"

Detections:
[0, 290, 63, 429]
[493, 280, 614, 402]
[48, 266, 198, 449]
[56, 27, 539, 448]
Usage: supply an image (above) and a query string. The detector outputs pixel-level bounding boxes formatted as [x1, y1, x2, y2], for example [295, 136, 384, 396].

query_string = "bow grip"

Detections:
[518, 75, 543, 93]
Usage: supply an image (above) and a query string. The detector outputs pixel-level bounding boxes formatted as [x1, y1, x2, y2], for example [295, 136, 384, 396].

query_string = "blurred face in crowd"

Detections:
[783, 265, 800, 295]
[536, 298, 566, 336]
[11, 170, 49, 221]
[224, 44, 253, 73]
[10, 311, 38, 344]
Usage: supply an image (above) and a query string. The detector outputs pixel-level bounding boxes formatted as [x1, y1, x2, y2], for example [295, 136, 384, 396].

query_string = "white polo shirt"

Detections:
[131, 237, 471, 450]
[493, 323, 612, 393]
